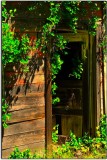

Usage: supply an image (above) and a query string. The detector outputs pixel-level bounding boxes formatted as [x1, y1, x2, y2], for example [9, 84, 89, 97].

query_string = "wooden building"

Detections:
[2, 1, 107, 158]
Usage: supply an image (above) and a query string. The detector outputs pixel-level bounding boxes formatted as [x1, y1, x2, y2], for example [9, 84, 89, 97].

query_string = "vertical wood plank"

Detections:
[45, 44, 52, 155]
[96, 22, 103, 125]
[61, 115, 82, 137]
[104, 5, 107, 115]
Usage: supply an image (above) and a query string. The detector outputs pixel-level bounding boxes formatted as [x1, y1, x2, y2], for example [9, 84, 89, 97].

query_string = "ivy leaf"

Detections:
[14, 9, 17, 12]
[50, 2, 55, 6]
[20, 59, 28, 64]
[3, 123, 8, 128]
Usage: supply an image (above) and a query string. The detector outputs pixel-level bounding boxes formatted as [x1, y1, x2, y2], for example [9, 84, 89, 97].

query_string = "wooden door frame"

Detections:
[58, 31, 90, 135]
[59, 31, 98, 136]
[45, 30, 98, 150]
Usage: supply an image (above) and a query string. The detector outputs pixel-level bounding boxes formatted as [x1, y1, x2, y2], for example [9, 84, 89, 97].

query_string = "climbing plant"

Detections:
[2, 2, 31, 67]
[2, 2, 31, 128]
[33, 1, 101, 105]
[2, 1, 102, 113]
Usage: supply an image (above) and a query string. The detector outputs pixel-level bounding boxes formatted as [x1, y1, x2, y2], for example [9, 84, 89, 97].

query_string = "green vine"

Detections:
[2, 99, 11, 128]
[34, 1, 101, 105]
[2, 2, 31, 128]
[69, 58, 83, 79]
[2, 2, 102, 113]
[63, 1, 79, 33]
[34, 2, 67, 105]
[2, 6, 31, 67]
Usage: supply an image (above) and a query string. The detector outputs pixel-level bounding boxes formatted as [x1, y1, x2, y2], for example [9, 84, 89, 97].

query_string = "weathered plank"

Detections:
[5, 82, 44, 89]
[31, 74, 44, 84]
[7, 83, 45, 95]
[4, 60, 44, 74]
[9, 92, 45, 107]
[4, 118, 45, 136]
[5, 63, 44, 88]
[2, 141, 45, 159]
[2, 130, 45, 149]
[7, 108, 45, 124]
[14, 74, 44, 85]
[61, 115, 82, 137]
[8, 104, 44, 112]
[45, 46, 52, 152]
[16, 92, 44, 98]
[11, 96, 44, 106]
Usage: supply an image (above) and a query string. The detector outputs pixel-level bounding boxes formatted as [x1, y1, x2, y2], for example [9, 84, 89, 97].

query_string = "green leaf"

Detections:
[20, 59, 28, 64]
[14, 9, 17, 12]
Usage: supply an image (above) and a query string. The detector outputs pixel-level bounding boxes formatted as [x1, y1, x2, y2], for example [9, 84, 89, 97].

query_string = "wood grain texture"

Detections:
[5, 60, 44, 74]
[9, 92, 45, 107]
[61, 115, 82, 137]
[2, 130, 45, 149]
[14, 74, 44, 85]
[31, 74, 45, 84]
[8, 104, 44, 112]
[17, 92, 44, 98]
[4, 118, 45, 136]
[45, 47, 52, 152]
[5, 82, 45, 89]
[7, 107, 45, 124]
[9, 83, 45, 94]
[2, 22, 46, 159]
[2, 141, 45, 159]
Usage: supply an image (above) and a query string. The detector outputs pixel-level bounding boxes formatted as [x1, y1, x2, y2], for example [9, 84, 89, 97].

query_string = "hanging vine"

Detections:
[34, 1, 101, 105]
[2, 1, 102, 125]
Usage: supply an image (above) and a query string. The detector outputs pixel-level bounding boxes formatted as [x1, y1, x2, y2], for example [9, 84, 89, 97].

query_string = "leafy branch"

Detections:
[2, 2, 32, 128]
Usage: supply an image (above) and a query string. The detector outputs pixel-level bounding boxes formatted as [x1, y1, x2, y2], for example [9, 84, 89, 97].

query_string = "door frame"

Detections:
[46, 30, 97, 149]
[52, 30, 95, 135]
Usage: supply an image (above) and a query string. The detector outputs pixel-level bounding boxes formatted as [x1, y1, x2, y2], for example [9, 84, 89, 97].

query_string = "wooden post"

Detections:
[96, 22, 102, 126]
[45, 43, 52, 157]
[104, 3, 107, 115]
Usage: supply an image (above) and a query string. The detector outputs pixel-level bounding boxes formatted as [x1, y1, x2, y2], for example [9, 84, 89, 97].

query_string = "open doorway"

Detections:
[56, 42, 82, 81]
[52, 42, 83, 137]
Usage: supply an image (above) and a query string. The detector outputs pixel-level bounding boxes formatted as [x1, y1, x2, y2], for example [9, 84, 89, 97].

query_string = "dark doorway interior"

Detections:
[53, 42, 83, 137]
[56, 42, 82, 81]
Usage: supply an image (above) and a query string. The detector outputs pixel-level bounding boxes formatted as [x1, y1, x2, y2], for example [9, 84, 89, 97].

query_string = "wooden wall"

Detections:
[96, 22, 104, 126]
[2, 2, 104, 158]
[2, 43, 45, 158]
[61, 115, 82, 137]
[103, 7, 107, 116]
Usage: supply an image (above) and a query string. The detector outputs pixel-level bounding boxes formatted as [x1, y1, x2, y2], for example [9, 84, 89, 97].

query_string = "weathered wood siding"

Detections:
[61, 115, 82, 137]
[103, 6, 107, 116]
[2, 45, 45, 158]
[96, 22, 104, 126]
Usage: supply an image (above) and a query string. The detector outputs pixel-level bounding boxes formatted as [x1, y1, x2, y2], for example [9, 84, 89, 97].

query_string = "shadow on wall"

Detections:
[4, 47, 44, 108]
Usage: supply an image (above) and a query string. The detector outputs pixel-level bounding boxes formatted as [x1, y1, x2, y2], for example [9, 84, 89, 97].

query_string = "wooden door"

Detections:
[52, 31, 89, 137]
